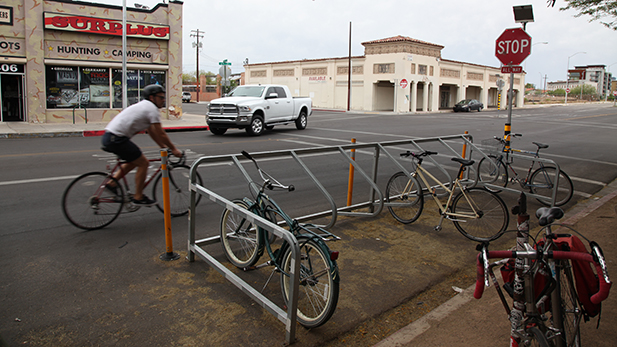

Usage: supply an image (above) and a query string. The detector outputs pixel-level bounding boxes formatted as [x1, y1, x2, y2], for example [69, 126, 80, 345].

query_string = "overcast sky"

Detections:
[97, 0, 616, 88]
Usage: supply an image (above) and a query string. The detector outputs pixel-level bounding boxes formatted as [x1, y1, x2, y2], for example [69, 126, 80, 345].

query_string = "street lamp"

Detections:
[565, 51, 586, 105]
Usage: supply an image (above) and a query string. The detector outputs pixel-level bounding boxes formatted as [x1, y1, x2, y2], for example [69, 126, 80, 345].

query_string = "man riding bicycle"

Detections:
[101, 84, 182, 206]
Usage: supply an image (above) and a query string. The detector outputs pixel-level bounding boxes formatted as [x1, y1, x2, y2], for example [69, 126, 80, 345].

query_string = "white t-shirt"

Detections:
[105, 99, 161, 138]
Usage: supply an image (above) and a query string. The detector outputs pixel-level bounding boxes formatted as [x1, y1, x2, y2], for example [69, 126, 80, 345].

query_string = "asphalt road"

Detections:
[1, 103, 616, 346]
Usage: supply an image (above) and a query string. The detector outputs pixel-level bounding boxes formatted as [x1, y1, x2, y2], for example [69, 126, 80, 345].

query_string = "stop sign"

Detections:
[495, 28, 532, 66]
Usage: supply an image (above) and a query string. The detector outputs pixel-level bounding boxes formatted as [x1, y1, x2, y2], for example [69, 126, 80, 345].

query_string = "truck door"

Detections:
[265, 87, 292, 122]
[275, 86, 293, 120]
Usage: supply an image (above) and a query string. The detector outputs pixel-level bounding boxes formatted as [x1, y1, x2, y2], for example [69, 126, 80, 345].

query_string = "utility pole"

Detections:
[190, 29, 204, 102]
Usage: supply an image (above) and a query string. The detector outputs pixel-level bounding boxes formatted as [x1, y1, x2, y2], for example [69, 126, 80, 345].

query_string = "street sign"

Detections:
[400, 79, 408, 88]
[613, 90, 617, 97]
[496, 79, 505, 89]
[501, 66, 523, 74]
[495, 28, 531, 66]
[219, 66, 231, 80]
[219, 59, 231, 66]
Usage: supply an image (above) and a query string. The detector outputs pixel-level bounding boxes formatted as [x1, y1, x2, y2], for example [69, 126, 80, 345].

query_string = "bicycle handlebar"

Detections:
[167, 149, 186, 166]
[400, 150, 438, 158]
[241, 151, 294, 192]
[474, 249, 612, 304]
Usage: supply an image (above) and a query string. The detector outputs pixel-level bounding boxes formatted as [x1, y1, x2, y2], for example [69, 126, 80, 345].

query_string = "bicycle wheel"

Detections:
[62, 172, 124, 230]
[477, 155, 507, 192]
[153, 164, 203, 216]
[220, 200, 262, 268]
[551, 260, 582, 347]
[385, 171, 424, 224]
[526, 326, 551, 347]
[529, 166, 573, 207]
[280, 237, 339, 328]
[451, 187, 508, 242]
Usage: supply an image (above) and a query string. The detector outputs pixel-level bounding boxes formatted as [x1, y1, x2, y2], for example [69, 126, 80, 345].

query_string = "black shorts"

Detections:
[101, 132, 142, 162]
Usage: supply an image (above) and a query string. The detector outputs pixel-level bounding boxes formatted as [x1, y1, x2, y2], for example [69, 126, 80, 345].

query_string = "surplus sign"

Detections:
[43, 12, 169, 40]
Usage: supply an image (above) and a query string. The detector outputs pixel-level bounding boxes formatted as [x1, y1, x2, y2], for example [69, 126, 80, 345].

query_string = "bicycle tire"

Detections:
[451, 187, 509, 242]
[280, 237, 339, 328]
[385, 171, 424, 224]
[551, 259, 582, 347]
[526, 326, 551, 347]
[62, 172, 124, 230]
[476, 155, 508, 193]
[529, 166, 573, 207]
[220, 199, 262, 268]
[153, 164, 203, 217]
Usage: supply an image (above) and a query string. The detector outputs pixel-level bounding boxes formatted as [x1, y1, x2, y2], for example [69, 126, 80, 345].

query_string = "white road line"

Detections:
[0, 175, 78, 186]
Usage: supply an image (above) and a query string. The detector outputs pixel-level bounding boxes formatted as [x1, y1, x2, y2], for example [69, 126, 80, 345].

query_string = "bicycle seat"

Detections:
[451, 158, 475, 166]
[532, 142, 549, 149]
[536, 207, 564, 226]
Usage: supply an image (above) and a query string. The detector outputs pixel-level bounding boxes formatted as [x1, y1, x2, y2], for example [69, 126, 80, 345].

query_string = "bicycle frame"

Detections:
[106, 156, 163, 197]
[412, 162, 482, 227]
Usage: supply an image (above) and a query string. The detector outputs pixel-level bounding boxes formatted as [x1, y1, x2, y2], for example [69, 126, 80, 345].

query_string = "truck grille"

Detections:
[209, 103, 238, 115]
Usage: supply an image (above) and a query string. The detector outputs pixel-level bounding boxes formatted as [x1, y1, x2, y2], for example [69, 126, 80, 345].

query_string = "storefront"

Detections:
[0, 0, 183, 124]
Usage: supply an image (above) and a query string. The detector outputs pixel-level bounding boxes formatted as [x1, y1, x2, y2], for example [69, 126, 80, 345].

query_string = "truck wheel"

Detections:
[246, 116, 264, 136]
[295, 110, 308, 130]
[210, 127, 227, 135]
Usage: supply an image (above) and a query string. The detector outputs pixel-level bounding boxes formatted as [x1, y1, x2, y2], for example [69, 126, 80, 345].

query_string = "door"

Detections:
[1, 73, 25, 122]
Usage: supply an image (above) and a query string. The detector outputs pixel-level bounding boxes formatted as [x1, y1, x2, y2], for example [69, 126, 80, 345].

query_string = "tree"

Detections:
[548, 0, 617, 30]
[525, 83, 536, 89]
[182, 70, 216, 85]
[548, 88, 566, 96]
[570, 84, 598, 98]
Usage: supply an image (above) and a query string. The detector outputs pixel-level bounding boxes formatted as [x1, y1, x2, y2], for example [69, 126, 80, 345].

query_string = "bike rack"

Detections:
[186, 134, 482, 344]
[466, 139, 564, 206]
[72, 104, 88, 124]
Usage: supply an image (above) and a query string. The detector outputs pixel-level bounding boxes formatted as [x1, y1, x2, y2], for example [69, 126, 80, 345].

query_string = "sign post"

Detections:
[219, 59, 232, 94]
[495, 28, 531, 150]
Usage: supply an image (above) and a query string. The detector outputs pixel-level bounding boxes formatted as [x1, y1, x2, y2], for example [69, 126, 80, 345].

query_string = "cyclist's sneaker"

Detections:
[131, 195, 157, 206]
[105, 183, 119, 196]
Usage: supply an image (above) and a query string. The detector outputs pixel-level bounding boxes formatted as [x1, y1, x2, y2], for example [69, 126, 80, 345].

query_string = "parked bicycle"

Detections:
[385, 150, 509, 242]
[477, 134, 574, 207]
[219, 151, 340, 328]
[62, 149, 203, 230]
[474, 193, 611, 347]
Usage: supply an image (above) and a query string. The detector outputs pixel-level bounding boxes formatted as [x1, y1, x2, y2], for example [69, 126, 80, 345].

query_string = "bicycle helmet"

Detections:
[142, 84, 165, 100]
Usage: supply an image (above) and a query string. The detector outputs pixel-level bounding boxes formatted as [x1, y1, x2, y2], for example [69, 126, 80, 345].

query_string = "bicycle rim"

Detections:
[385, 171, 424, 224]
[477, 156, 507, 193]
[153, 164, 203, 217]
[280, 237, 339, 328]
[529, 166, 573, 207]
[62, 172, 124, 230]
[526, 326, 551, 347]
[551, 260, 582, 347]
[220, 200, 262, 268]
[451, 188, 508, 242]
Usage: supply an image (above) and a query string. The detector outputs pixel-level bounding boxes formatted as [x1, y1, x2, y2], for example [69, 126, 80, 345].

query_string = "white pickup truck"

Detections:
[206, 84, 312, 136]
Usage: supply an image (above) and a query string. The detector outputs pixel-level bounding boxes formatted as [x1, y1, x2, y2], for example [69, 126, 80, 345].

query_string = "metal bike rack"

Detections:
[72, 104, 88, 124]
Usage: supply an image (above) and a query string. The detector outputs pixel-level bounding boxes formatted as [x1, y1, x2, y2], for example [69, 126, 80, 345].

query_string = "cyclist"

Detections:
[101, 84, 182, 206]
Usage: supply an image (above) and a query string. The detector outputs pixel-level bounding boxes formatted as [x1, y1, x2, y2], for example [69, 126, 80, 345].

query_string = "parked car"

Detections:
[182, 92, 191, 103]
[453, 99, 483, 112]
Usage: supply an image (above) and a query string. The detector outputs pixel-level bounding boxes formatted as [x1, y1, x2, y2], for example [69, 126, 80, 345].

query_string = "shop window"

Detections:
[46, 66, 79, 108]
[112, 69, 140, 108]
[81, 68, 110, 108]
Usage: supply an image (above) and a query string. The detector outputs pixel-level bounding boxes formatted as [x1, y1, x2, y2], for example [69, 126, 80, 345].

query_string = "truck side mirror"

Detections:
[265, 93, 278, 99]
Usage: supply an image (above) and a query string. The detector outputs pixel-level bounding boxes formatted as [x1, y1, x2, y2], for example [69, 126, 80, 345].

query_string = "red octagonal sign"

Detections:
[495, 28, 532, 66]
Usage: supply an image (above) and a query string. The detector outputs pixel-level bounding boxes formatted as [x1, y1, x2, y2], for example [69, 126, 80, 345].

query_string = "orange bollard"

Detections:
[347, 138, 356, 206]
[160, 149, 180, 261]
[459, 131, 468, 179]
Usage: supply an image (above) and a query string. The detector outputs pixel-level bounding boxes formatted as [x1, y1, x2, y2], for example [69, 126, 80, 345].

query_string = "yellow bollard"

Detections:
[459, 131, 468, 179]
[347, 138, 356, 206]
[160, 149, 180, 261]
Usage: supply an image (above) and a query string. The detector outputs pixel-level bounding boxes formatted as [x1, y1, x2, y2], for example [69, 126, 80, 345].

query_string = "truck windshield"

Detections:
[228, 86, 265, 97]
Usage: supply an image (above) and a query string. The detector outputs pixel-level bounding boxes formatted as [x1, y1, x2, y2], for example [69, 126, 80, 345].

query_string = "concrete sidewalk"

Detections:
[373, 180, 617, 347]
[0, 113, 207, 138]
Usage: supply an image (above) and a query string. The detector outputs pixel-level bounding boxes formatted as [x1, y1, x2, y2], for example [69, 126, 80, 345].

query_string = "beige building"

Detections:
[244, 36, 525, 112]
[0, 0, 183, 124]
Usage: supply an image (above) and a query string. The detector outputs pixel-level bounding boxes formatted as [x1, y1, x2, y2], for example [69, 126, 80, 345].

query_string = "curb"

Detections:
[1, 126, 209, 139]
